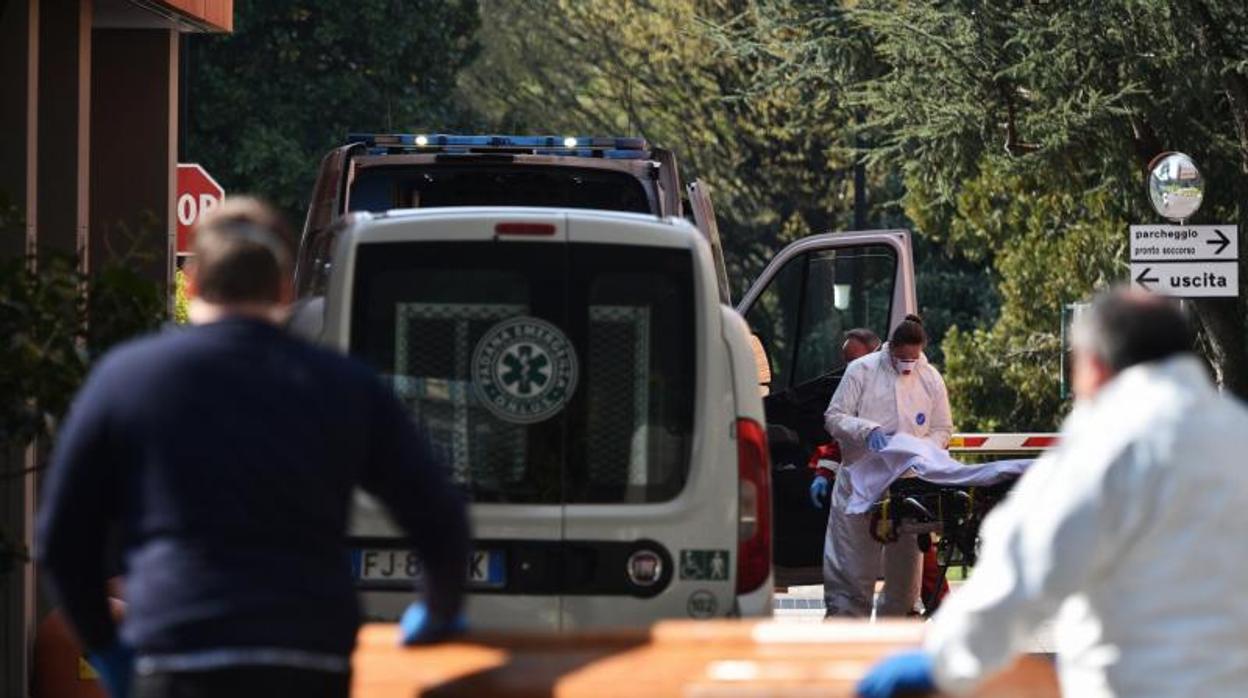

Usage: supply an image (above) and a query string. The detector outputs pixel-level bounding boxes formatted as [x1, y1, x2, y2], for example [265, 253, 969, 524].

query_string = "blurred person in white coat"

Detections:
[823, 314, 953, 617]
[858, 288, 1248, 698]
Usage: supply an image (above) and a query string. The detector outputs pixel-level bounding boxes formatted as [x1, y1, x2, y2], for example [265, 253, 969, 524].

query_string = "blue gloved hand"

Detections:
[867, 428, 890, 452]
[87, 642, 134, 698]
[398, 601, 468, 646]
[809, 475, 830, 509]
[856, 649, 936, 698]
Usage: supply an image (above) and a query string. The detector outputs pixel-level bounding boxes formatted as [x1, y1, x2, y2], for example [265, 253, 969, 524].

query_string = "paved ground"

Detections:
[772, 584, 826, 623]
[772, 583, 1057, 651]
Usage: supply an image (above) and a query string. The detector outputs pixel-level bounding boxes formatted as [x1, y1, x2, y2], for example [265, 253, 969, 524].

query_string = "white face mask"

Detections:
[894, 358, 919, 375]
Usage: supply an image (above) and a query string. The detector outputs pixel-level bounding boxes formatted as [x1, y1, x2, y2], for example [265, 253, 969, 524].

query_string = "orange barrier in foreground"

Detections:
[33, 609, 107, 698]
[352, 620, 1059, 698]
[33, 598, 126, 698]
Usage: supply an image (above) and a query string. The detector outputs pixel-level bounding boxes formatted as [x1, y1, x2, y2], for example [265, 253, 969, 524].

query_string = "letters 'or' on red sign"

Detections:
[176, 164, 225, 255]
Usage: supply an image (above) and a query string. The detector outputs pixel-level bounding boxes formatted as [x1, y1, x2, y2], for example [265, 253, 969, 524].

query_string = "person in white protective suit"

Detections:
[822, 314, 952, 617]
[857, 288, 1248, 698]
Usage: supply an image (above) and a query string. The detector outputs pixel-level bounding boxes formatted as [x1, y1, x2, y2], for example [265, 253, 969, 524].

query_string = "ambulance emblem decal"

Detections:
[472, 316, 579, 424]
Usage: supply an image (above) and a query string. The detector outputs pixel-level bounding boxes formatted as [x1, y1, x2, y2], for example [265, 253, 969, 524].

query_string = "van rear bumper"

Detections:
[360, 590, 564, 631]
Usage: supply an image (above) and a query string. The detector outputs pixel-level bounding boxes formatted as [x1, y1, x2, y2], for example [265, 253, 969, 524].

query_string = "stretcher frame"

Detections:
[866, 435, 1052, 618]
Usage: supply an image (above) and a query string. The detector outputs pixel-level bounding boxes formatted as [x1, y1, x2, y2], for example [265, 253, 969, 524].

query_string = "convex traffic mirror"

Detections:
[1148, 152, 1204, 222]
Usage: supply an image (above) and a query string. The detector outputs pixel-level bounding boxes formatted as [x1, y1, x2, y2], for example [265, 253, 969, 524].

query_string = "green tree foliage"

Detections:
[736, 0, 1248, 427]
[461, 0, 861, 291]
[462, 1, 996, 363]
[938, 166, 1127, 430]
[186, 0, 481, 221]
[863, 0, 1248, 417]
[0, 250, 165, 449]
[174, 268, 191, 324]
[0, 196, 165, 575]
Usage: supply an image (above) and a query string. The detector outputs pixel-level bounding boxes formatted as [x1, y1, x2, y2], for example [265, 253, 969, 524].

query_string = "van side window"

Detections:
[791, 246, 896, 385]
[744, 244, 897, 392]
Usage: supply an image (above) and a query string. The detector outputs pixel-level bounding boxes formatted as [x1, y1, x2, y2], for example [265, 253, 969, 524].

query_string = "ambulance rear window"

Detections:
[349, 165, 653, 214]
[350, 241, 695, 505]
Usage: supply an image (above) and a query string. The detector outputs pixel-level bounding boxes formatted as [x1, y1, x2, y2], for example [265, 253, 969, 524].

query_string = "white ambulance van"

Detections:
[302, 207, 772, 629]
[294, 133, 918, 626]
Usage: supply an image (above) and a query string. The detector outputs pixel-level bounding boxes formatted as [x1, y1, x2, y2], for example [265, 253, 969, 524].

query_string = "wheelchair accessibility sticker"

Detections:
[680, 549, 730, 581]
[472, 317, 579, 424]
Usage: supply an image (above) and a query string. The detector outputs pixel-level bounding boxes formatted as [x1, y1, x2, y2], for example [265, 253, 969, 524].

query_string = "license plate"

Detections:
[351, 548, 505, 589]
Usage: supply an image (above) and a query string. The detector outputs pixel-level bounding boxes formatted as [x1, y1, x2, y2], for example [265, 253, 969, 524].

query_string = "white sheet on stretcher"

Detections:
[841, 433, 1033, 514]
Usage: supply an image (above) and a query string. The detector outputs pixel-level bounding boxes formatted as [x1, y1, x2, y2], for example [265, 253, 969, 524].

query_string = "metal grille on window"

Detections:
[392, 303, 527, 489]
[585, 305, 651, 498]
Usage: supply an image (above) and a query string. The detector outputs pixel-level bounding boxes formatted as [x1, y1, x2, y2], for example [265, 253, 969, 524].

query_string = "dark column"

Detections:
[90, 27, 177, 299]
[0, 4, 39, 696]
[853, 111, 868, 231]
[0, 0, 39, 259]
[37, 0, 91, 258]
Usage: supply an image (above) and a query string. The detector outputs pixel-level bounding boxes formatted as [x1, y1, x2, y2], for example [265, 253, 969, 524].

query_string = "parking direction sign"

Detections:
[1131, 262, 1239, 297]
[1130, 225, 1237, 261]
[1129, 224, 1238, 298]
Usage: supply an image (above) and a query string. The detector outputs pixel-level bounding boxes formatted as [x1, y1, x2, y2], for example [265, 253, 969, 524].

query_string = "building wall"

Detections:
[0, 0, 38, 257]
[0, 3, 40, 693]
[0, 1, 231, 694]
[37, 0, 92, 258]
[91, 27, 178, 300]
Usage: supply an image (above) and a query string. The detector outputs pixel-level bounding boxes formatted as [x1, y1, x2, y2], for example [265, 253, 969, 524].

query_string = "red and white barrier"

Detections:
[949, 433, 1059, 453]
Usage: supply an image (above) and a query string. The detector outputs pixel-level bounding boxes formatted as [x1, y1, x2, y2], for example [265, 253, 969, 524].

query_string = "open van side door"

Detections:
[735, 231, 916, 579]
[687, 181, 732, 304]
[296, 143, 365, 290]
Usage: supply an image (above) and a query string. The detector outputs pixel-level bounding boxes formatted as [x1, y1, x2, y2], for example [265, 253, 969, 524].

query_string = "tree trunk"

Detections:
[1191, 176, 1248, 401]
[1184, 0, 1248, 399]
[1194, 297, 1248, 398]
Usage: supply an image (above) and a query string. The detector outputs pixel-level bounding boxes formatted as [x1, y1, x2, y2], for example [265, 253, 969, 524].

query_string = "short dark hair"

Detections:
[890, 314, 927, 348]
[845, 328, 881, 351]
[189, 197, 294, 304]
[1072, 288, 1195, 373]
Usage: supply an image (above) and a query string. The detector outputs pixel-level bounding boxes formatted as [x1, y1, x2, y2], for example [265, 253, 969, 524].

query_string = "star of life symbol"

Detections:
[498, 343, 550, 397]
[472, 316, 578, 424]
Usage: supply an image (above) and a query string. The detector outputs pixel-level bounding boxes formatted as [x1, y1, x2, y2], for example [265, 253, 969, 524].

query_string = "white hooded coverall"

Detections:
[925, 355, 1248, 697]
[823, 348, 952, 616]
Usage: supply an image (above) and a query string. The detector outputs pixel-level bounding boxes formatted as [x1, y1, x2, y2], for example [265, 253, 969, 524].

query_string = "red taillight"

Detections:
[736, 418, 772, 595]
[495, 222, 557, 236]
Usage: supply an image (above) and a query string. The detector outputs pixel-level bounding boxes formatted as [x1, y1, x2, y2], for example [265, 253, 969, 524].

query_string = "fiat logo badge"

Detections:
[627, 550, 663, 587]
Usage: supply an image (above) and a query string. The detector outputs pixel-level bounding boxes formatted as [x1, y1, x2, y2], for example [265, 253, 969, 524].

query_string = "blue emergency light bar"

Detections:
[347, 133, 651, 159]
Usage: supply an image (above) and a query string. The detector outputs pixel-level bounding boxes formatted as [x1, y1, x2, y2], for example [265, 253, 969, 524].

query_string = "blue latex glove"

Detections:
[856, 649, 936, 698]
[809, 475, 830, 509]
[87, 642, 134, 698]
[867, 428, 890, 452]
[399, 601, 468, 646]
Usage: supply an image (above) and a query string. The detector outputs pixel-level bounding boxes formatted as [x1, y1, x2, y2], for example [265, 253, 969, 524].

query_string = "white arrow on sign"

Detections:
[1131, 261, 1239, 298]
[1130, 224, 1238, 261]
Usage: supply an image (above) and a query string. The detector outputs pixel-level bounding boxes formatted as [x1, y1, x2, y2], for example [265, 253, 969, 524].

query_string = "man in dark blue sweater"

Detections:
[36, 198, 469, 698]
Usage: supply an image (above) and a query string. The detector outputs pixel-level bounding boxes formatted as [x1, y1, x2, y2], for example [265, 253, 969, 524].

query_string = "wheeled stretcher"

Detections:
[868, 476, 1020, 616]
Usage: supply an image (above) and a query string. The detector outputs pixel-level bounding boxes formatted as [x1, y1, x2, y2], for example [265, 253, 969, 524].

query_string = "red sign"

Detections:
[176, 163, 225, 255]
